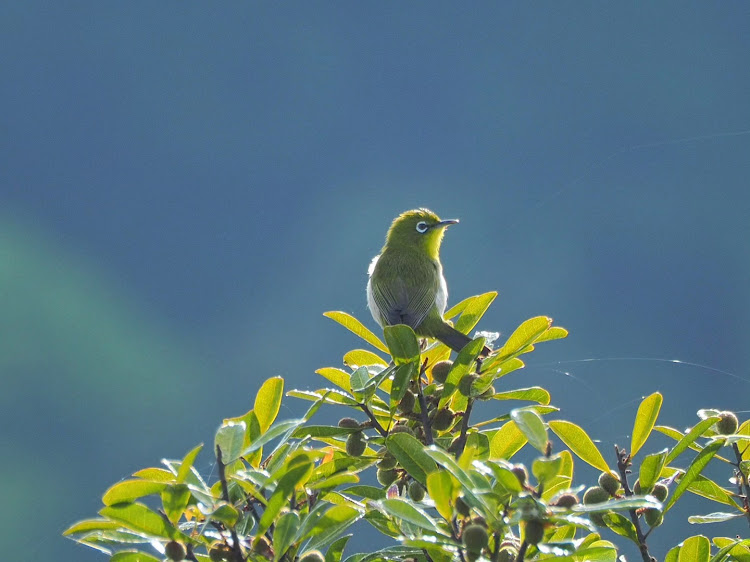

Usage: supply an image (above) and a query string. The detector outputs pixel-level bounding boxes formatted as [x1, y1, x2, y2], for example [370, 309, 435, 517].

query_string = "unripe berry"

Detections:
[299, 551, 325, 562]
[583, 486, 610, 526]
[432, 408, 454, 431]
[431, 360, 453, 383]
[345, 432, 366, 457]
[390, 424, 415, 436]
[524, 519, 545, 545]
[598, 472, 620, 496]
[458, 373, 478, 396]
[408, 481, 426, 502]
[455, 496, 471, 517]
[644, 508, 663, 528]
[652, 482, 669, 502]
[209, 543, 233, 562]
[462, 524, 489, 553]
[398, 391, 416, 413]
[717, 411, 739, 435]
[164, 540, 185, 561]
[478, 386, 496, 400]
[377, 467, 399, 486]
[338, 417, 361, 429]
[377, 452, 397, 470]
[551, 493, 579, 508]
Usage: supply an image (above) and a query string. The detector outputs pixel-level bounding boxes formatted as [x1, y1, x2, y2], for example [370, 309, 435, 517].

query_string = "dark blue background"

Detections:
[2, 3, 749, 560]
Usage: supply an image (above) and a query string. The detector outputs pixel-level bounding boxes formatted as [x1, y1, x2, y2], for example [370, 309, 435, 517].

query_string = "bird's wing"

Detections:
[370, 265, 437, 330]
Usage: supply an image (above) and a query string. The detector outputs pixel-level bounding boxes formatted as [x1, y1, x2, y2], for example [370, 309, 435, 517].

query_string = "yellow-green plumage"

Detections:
[367, 209, 490, 355]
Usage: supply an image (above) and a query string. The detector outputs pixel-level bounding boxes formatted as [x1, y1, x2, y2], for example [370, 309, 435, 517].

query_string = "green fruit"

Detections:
[633, 479, 642, 495]
[299, 551, 325, 562]
[431, 360, 453, 383]
[338, 417, 361, 429]
[209, 543, 233, 562]
[717, 411, 739, 435]
[583, 486, 610, 505]
[398, 391, 416, 413]
[164, 540, 186, 561]
[462, 523, 489, 553]
[377, 467, 399, 486]
[408, 481, 426, 502]
[551, 493, 579, 508]
[377, 452, 397, 470]
[478, 386, 496, 400]
[644, 507, 663, 527]
[432, 408, 454, 431]
[524, 519, 545, 545]
[511, 465, 528, 487]
[652, 482, 669, 502]
[455, 496, 471, 517]
[598, 472, 620, 496]
[390, 424, 415, 436]
[497, 546, 517, 562]
[345, 432, 366, 456]
[458, 373, 478, 396]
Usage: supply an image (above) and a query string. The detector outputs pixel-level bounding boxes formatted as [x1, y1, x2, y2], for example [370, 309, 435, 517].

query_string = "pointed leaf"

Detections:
[639, 449, 668, 493]
[259, 459, 314, 534]
[386, 433, 438, 486]
[452, 291, 497, 334]
[316, 368, 353, 393]
[602, 512, 639, 543]
[376, 498, 442, 533]
[631, 392, 662, 457]
[176, 444, 203, 484]
[344, 349, 388, 368]
[490, 420, 527, 460]
[492, 387, 550, 405]
[495, 316, 551, 360]
[324, 311, 389, 353]
[662, 417, 721, 464]
[383, 324, 420, 365]
[215, 421, 246, 464]
[305, 505, 362, 552]
[273, 511, 300, 561]
[426, 471, 456, 521]
[534, 325, 569, 343]
[325, 535, 352, 562]
[678, 535, 711, 562]
[255, 377, 284, 432]
[99, 502, 182, 541]
[102, 480, 167, 506]
[665, 440, 723, 513]
[161, 484, 191, 524]
[511, 408, 548, 453]
[688, 512, 744, 524]
[390, 362, 417, 407]
[438, 338, 485, 409]
[549, 420, 610, 473]
[63, 518, 121, 536]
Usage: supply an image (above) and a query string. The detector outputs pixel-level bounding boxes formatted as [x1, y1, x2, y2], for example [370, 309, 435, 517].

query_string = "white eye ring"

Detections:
[415, 221, 429, 233]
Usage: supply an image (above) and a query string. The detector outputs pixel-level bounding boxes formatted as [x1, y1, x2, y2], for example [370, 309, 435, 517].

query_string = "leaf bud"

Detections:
[550, 493, 579, 508]
[462, 523, 489, 553]
[432, 408, 455, 431]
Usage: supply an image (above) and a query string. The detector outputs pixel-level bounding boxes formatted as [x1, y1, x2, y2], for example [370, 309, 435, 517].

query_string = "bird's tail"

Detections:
[432, 321, 492, 357]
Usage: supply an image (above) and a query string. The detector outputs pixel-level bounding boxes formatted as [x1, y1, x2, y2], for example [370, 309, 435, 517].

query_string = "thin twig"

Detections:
[185, 545, 200, 562]
[615, 446, 654, 562]
[359, 403, 388, 437]
[517, 540, 529, 562]
[453, 399, 474, 457]
[216, 445, 245, 562]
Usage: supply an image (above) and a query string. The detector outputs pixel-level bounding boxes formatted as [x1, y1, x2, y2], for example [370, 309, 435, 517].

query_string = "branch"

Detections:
[359, 403, 388, 437]
[216, 445, 246, 562]
[732, 442, 750, 530]
[417, 358, 434, 445]
[615, 446, 654, 562]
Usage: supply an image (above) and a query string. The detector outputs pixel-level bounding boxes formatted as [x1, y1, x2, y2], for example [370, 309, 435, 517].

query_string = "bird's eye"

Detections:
[415, 221, 429, 234]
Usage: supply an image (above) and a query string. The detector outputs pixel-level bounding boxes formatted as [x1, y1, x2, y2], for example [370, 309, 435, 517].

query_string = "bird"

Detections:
[367, 208, 491, 356]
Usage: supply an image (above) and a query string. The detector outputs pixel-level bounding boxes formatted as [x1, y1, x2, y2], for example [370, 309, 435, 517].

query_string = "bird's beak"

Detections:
[435, 219, 459, 229]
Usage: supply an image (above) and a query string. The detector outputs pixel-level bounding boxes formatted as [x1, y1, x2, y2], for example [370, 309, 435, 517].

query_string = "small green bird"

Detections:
[367, 208, 491, 356]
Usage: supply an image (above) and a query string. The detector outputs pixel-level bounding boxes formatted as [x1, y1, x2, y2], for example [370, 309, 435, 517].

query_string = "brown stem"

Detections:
[216, 445, 246, 562]
[732, 443, 750, 530]
[615, 446, 655, 562]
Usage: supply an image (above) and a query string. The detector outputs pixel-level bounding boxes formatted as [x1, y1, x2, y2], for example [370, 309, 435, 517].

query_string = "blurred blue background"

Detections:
[2, 3, 749, 560]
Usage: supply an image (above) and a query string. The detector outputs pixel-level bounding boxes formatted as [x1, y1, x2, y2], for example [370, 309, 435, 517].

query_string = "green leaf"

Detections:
[542, 450, 574, 500]
[325, 535, 352, 562]
[344, 349, 388, 368]
[452, 291, 497, 334]
[534, 325, 569, 343]
[241, 418, 305, 457]
[386, 433, 438, 486]
[132, 468, 175, 482]
[305, 505, 362, 552]
[438, 338, 485, 409]
[99, 502, 182, 541]
[211, 503, 239, 526]
[492, 386, 550, 405]
[161, 484, 191, 524]
[349, 366, 371, 394]
[549, 419, 610, 473]
[63, 518, 122, 536]
[426, 471, 456, 521]
[273, 511, 300, 561]
[602, 512, 639, 543]
[511, 408, 548, 453]
[324, 311, 389, 353]
[489, 420, 527, 460]
[316, 367, 352, 393]
[375, 498, 442, 533]
[110, 552, 162, 562]
[383, 324, 420, 365]
[678, 535, 711, 562]
[343, 485, 387, 500]
[495, 316, 551, 360]
[288, 389, 359, 407]
[255, 376, 284, 432]
[664, 440, 723, 513]
[424, 447, 490, 513]
[102, 480, 167, 506]
[711, 538, 750, 562]
[532, 454, 564, 486]
[176, 444, 203, 484]
[688, 512, 744, 524]
[662, 417, 721, 464]
[639, 449, 668, 493]
[390, 362, 417, 407]
[215, 421, 246, 464]
[259, 459, 314, 534]
[631, 392, 662, 457]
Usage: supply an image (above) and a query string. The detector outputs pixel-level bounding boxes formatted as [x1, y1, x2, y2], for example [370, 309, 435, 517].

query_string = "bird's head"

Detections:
[384, 208, 458, 259]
